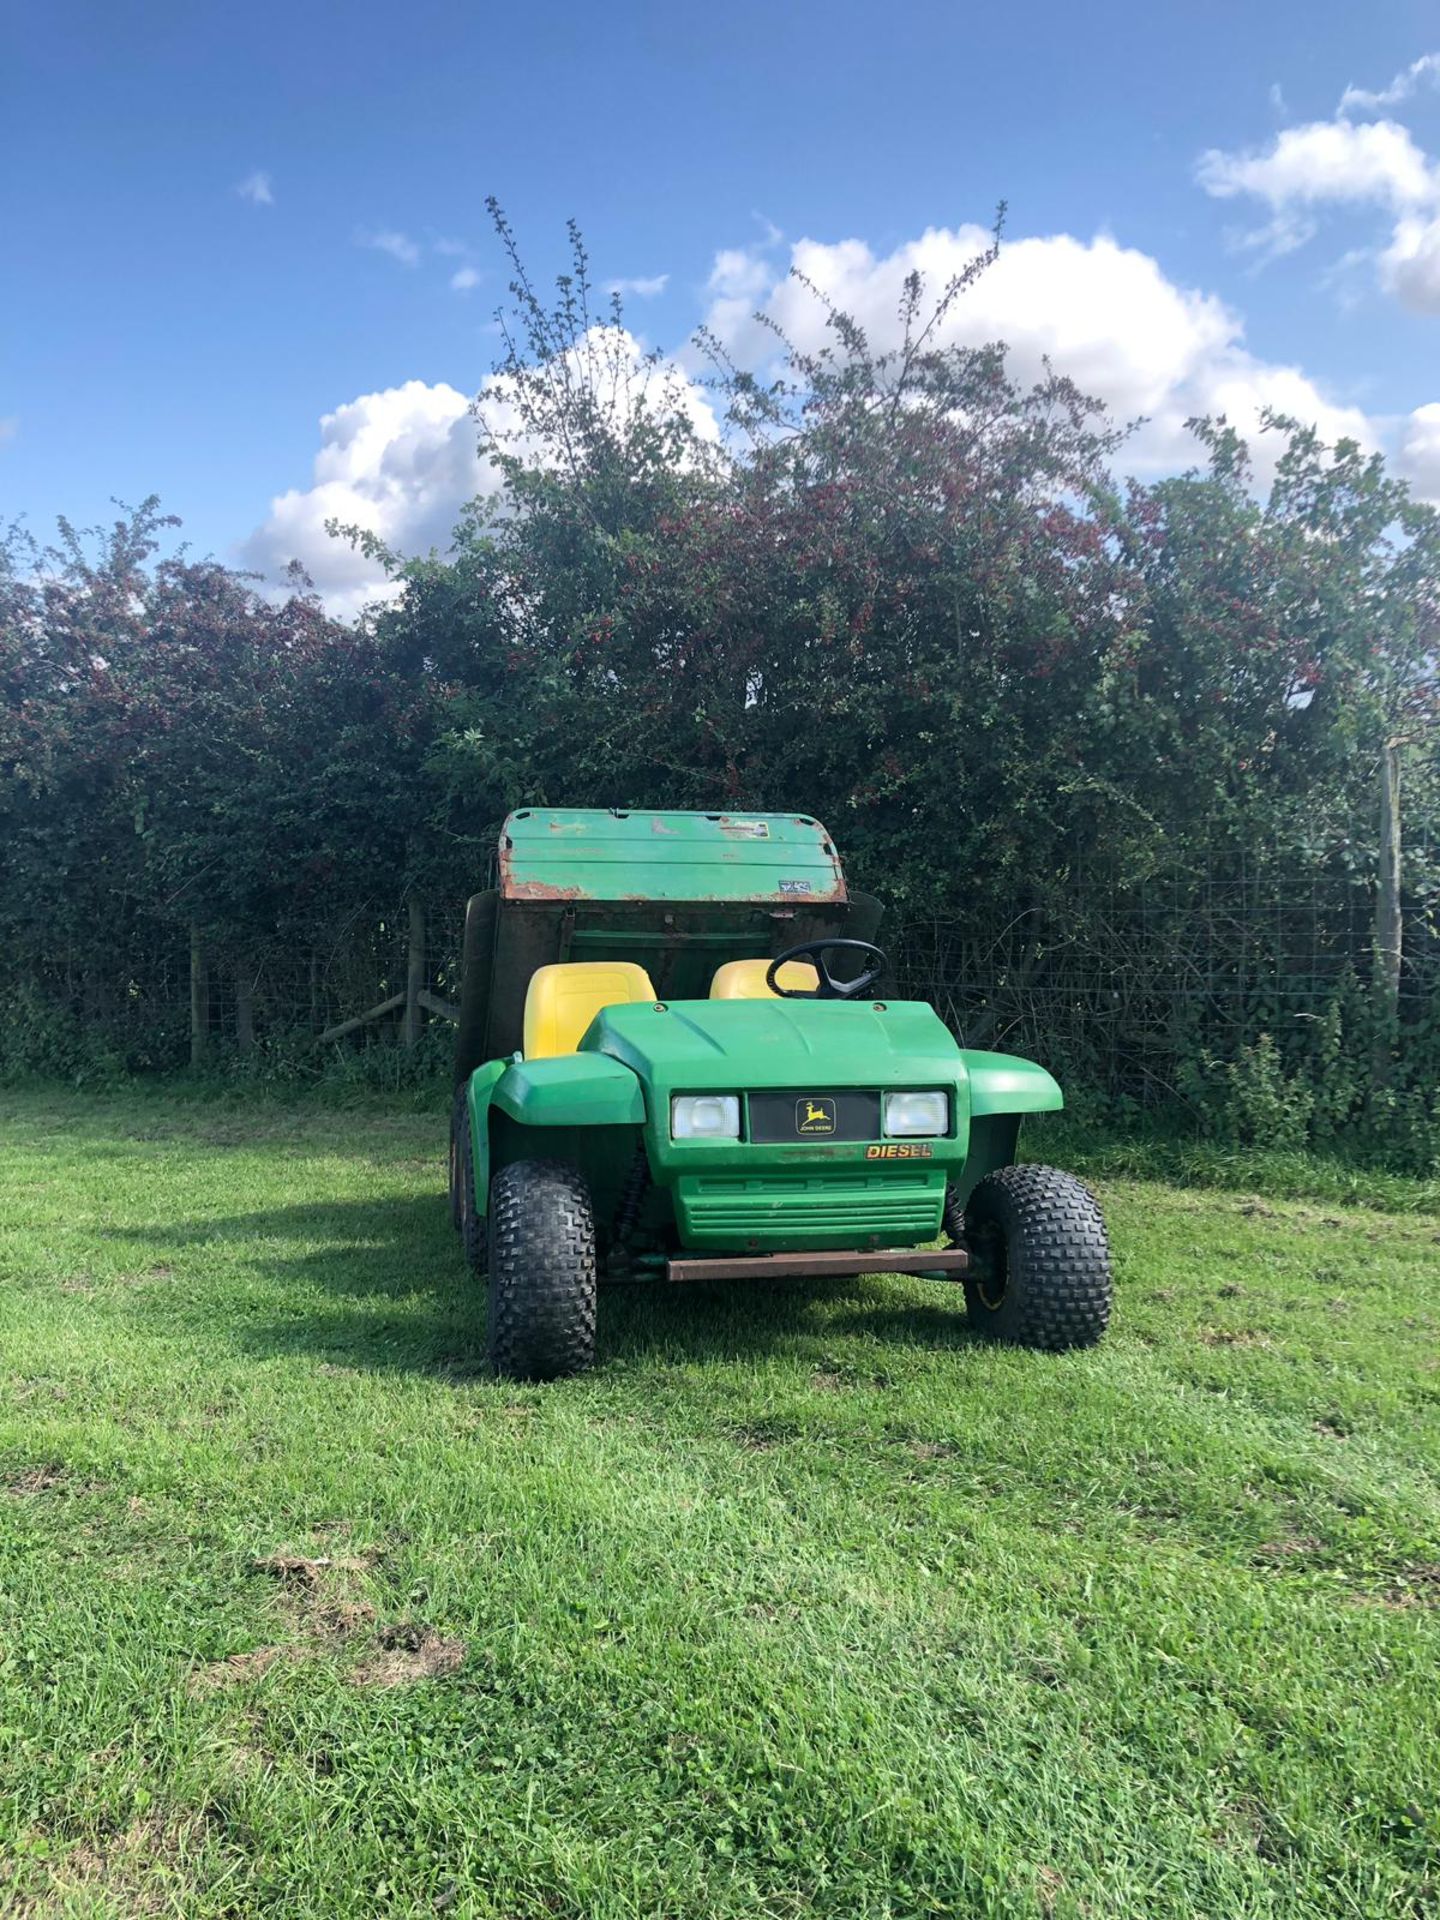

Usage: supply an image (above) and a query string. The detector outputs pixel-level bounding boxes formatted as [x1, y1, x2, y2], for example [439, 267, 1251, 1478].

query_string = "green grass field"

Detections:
[1, 1091, 1437, 1919]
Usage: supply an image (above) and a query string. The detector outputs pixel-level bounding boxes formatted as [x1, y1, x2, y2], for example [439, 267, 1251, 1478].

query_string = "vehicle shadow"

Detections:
[113, 1195, 978, 1378]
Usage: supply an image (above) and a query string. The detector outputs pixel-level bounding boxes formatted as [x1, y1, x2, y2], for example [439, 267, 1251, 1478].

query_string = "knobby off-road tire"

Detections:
[451, 1095, 487, 1276]
[960, 1164, 1111, 1350]
[486, 1159, 597, 1382]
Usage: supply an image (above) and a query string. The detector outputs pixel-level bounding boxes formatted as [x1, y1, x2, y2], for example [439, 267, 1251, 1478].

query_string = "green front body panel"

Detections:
[584, 999, 1023, 1253]
[466, 997, 1064, 1255]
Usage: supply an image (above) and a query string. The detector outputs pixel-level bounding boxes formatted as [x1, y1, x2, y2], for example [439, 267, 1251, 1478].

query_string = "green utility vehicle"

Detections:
[450, 808, 1111, 1379]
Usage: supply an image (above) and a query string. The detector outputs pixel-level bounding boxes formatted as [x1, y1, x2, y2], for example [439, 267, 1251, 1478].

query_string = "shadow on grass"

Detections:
[112, 1195, 978, 1378]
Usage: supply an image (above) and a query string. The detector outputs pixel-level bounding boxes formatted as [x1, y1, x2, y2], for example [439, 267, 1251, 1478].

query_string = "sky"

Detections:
[4, 0, 1440, 616]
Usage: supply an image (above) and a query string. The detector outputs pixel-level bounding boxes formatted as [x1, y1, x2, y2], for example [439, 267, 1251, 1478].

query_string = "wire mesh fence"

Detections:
[894, 854, 1436, 1095]
[4, 860, 1435, 1100]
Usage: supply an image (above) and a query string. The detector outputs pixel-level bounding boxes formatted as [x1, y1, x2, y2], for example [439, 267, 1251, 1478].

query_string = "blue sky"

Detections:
[5, 0, 1440, 613]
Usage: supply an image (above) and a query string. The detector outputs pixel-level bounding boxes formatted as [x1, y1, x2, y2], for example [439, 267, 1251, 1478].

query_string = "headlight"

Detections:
[882, 1091, 948, 1137]
[672, 1094, 740, 1140]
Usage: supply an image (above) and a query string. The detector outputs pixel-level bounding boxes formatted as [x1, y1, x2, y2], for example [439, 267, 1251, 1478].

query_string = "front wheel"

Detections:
[959, 1165, 1111, 1350]
[487, 1159, 597, 1381]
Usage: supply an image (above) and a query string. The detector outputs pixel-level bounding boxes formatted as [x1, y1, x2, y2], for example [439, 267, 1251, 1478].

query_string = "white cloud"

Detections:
[1398, 402, 1440, 502]
[0, 416, 17, 446]
[359, 228, 421, 268]
[242, 380, 477, 620]
[1380, 213, 1440, 312]
[1197, 119, 1437, 211]
[605, 273, 669, 298]
[708, 247, 773, 299]
[702, 244, 786, 351]
[236, 170, 274, 207]
[1268, 81, 1289, 117]
[249, 167, 1437, 625]
[1198, 114, 1440, 308]
[700, 224, 1375, 483]
[244, 330, 721, 618]
[432, 236, 470, 257]
[249, 226, 1393, 623]
[1339, 51, 1440, 116]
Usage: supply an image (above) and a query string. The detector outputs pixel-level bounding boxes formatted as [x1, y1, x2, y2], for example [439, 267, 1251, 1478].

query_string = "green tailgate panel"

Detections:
[499, 808, 847, 906]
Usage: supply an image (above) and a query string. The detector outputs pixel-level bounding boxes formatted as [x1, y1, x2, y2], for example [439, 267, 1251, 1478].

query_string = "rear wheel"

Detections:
[487, 1159, 597, 1381]
[959, 1164, 1111, 1350]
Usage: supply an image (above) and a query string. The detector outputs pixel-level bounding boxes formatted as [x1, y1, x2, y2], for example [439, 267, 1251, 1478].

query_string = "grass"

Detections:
[0, 1091, 1437, 1919]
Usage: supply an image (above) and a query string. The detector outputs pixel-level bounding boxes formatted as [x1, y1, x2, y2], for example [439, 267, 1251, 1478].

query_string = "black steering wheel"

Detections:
[765, 939, 889, 1001]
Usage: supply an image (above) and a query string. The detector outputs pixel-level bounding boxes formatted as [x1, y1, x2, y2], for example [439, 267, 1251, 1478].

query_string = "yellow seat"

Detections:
[709, 958, 820, 999]
[522, 961, 657, 1059]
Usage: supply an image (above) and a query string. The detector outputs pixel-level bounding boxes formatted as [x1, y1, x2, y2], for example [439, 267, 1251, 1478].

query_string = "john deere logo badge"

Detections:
[796, 1097, 836, 1136]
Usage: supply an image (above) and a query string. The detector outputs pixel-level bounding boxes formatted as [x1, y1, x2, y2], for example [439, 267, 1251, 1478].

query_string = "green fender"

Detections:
[951, 1051, 1063, 1207]
[465, 1053, 645, 1217]
[959, 1051, 1064, 1116]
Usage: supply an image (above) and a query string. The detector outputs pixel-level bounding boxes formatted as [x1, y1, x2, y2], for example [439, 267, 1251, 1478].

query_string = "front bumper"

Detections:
[666, 1247, 968, 1282]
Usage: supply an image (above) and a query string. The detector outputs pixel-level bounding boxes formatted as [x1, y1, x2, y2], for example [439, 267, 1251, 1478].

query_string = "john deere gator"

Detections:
[450, 808, 1111, 1379]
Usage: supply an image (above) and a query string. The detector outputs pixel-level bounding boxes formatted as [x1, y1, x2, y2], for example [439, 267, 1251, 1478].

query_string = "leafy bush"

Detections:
[0, 990, 126, 1089]
[1211, 1035, 1315, 1152]
[1, 212, 1437, 1172]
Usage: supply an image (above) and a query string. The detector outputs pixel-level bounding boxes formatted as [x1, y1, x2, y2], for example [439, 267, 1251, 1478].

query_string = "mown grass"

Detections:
[1, 1089, 1437, 1919]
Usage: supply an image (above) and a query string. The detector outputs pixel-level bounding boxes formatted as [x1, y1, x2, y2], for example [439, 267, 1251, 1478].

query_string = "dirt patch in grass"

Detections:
[225, 1547, 462, 1690]
[252, 1548, 381, 1641]
[314, 1595, 378, 1637]
[1381, 1564, 1440, 1609]
[1034, 1864, 1068, 1913]
[1210, 1795, 1272, 1857]
[188, 1597, 382, 1695]
[251, 1551, 375, 1587]
[350, 1621, 467, 1689]
[21, 1812, 209, 1915]
[4, 1463, 105, 1498]
[188, 1645, 292, 1694]
[1256, 1535, 1324, 1563]
[6, 1464, 71, 1496]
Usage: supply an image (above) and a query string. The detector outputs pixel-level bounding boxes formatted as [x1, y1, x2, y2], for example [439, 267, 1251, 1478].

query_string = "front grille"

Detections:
[747, 1089, 882, 1143]
[676, 1169, 944, 1250]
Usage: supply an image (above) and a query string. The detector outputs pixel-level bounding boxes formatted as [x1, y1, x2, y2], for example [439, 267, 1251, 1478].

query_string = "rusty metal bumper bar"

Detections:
[665, 1247, 969, 1283]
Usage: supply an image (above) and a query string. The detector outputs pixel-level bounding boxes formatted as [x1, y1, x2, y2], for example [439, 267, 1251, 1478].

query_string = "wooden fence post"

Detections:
[403, 898, 425, 1050]
[189, 924, 209, 1067]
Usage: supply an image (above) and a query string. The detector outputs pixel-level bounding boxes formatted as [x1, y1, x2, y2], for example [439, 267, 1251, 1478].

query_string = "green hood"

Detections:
[590, 997, 965, 1095]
